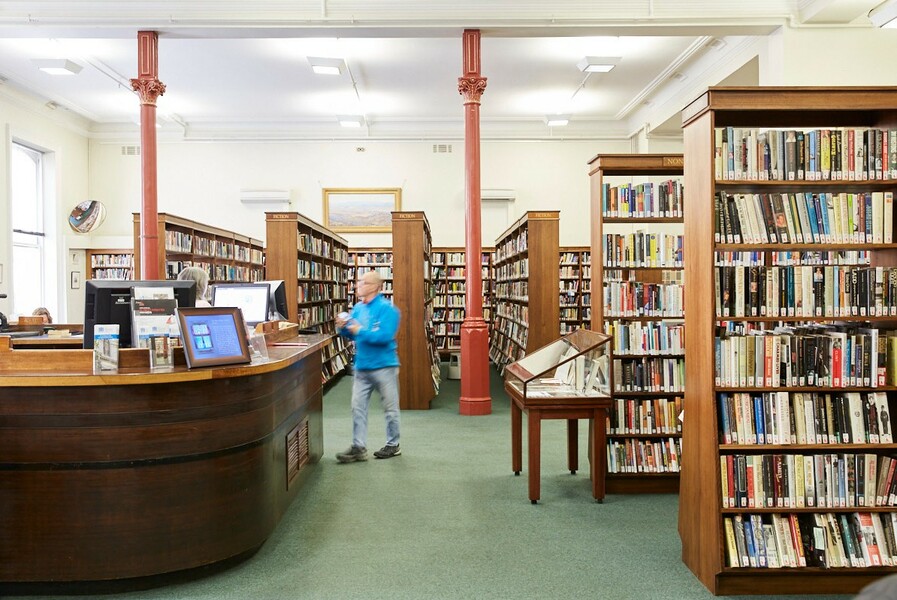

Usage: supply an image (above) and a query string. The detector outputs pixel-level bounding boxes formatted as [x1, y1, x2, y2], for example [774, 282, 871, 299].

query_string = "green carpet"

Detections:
[7, 366, 858, 599]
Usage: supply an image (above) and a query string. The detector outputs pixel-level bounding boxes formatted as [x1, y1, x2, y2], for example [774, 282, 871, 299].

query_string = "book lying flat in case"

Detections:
[93, 324, 120, 372]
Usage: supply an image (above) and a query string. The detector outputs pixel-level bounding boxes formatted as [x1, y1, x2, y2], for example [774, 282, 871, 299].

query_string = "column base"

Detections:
[459, 317, 491, 415]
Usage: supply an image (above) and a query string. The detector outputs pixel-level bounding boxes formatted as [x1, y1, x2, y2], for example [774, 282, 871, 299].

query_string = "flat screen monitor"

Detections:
[176, 306, 251, 369]
[83, 279, 196, 349]
[258, 280, 288, 321]
[211, 282, 271, 326]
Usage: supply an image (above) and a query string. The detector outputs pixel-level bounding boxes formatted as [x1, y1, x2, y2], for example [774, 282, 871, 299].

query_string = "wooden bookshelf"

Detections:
[680, 87, 897, 595]
[489, 211, 560, 372]
[431, 247, 495, 355]
[349, 248, 393, 306]
[392, 212, 440, 409]
[86, 248, 133, 280]
[265, 212, 351, 384]
[132, 213, 264, 283]
[588, 154, 685, 494]
[559, 246, 591, 334]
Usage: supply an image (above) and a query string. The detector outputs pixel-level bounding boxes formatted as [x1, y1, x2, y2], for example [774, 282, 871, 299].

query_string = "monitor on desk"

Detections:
[83, 280, 196, 349]
[176, 306, 252, 369]
[211, 282, 270, 326]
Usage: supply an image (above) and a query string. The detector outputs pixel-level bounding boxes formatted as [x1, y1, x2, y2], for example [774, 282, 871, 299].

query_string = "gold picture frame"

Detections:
[323, 188, 401, 233]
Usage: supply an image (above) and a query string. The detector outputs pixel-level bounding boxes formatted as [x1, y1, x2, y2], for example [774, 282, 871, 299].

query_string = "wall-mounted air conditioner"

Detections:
[239, 189, 291, 205]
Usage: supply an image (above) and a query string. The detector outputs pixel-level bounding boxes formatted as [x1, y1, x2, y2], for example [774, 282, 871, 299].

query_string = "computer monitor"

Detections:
[211, 282, 271, 326]
[83, 279, 196, 349]
[258, 280, 288, 321]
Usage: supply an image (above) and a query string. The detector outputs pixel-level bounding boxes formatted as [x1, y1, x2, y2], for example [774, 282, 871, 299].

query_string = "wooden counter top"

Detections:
[0, 333, 329, 386]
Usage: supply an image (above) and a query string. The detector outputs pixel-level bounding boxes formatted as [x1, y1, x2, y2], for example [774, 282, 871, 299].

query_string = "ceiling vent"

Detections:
[432, 144, 453, 154]
[120, 145, 140, 156]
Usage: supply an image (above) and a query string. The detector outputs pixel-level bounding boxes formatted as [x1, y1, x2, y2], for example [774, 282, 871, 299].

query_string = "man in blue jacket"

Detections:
[336, 270, 402, 463]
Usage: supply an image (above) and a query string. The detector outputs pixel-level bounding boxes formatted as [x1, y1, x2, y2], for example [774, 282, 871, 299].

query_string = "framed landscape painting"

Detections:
[323, 188, 401, 233]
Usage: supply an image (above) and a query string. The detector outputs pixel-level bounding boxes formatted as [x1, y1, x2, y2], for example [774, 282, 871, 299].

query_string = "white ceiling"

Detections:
[0, 0, 883, 141]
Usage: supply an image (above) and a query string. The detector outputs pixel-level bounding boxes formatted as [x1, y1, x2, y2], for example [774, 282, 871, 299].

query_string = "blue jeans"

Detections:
[352, 367, 400, 449]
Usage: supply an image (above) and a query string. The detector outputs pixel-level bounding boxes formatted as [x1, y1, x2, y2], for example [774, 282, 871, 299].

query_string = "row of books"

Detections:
[724, 512, 897, 570]
[714, 126, 897, 182]
[211, 265, 263, 282]
[436, 282, 466, 293]
[607, 396, 683, 435]
[600, 179, 684, 219]
[495, 259, 528, 280]
[494, 229, 527, 262]
[91, 268, 133, 280]
[494, 281, 528, 300]
[560, 251, 589, 265]
[715, 191, 894, 245]
[432, 294, 463, 308]
[165, 230, 193, 253]
[193, 237, 255, 261]
[353, 252, 391, 265]
[90, 253, 132, 267]
[296, 282, 343, 303]
[559, 266, 580, 278]
[603, 281, 684, 318]
[432, 252, 466, 265]
[613, 356, 685, 393]
[602, 232, 684, 268]
[238, 247, 265, 265]
[296, 305, 336, 329]
[716, 264, 897, 318]
[603, 320, 685, 356]
[434, 323, 461, 336]
[716, 250, 870, 267]
[298, 233, 336, 258]
[714, 327, 888, 389]
[488, 334, 525, 372]
[606, 437, 681, 474]
[721, 452, 897, 510]
[718, 392, 893, 446]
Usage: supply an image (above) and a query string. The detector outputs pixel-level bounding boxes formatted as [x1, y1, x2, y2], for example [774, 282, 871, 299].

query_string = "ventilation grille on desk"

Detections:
[286, 417, 310, 489]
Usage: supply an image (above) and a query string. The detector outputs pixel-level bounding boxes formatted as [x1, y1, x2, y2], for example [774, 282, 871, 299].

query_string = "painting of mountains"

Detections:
[324, 189, 400, 232]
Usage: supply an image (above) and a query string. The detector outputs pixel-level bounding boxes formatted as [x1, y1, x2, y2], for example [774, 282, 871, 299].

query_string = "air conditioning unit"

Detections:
[239, 189, 291, 205]
[481, 189, 516, 202]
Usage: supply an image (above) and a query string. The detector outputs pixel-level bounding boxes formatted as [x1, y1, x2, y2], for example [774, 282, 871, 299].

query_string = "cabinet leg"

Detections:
[527, 410, 541, 504]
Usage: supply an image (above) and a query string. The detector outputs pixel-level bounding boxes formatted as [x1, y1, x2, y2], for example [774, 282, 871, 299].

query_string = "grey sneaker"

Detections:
[373, 444, 401, 459]
[336, 446, 368, 463]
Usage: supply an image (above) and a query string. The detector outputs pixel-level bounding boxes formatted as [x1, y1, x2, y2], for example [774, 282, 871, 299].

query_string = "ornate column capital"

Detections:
[130, 78, 166, 106]
[458, 76, 487, 105]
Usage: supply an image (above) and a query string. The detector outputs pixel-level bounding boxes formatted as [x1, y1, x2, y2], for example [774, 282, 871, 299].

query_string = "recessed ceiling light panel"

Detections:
[337, 115, 365, 128]
[308, 57, 346, 75]
[545, 114, 570, 127]
[576, 56, 621, 73]
[32, 58, 82, 76]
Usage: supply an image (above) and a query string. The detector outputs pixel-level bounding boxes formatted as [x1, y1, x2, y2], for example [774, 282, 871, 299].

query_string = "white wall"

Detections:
[89, 137, 640, 251]
[0, 88, 90, 323]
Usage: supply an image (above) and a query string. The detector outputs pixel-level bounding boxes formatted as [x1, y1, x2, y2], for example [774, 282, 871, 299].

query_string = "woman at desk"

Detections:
[32, 307, 52, 324]
[177, 266, 212, 307]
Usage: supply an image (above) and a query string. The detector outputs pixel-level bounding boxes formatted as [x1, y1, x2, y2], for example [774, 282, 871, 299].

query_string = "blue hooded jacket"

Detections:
[340, 294, 401, 370]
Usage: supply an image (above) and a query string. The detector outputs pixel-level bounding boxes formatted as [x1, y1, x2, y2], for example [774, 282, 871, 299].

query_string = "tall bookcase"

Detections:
[392, 212, 441, 409]
[559, 246, 592, 334]
[489, 211, 560, 372]
[265, 212, 352, 384]
[680, 87, 897, 595]
[431, 247, 494, 354]
[86, 249, 134, 280]
[349, 248, 394, 306]
[132, 213, 264, 282]
[588, 154, 685, 494]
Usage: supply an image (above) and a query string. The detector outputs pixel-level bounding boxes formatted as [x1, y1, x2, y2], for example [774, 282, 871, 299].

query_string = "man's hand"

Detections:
[347, 323, 361, 335]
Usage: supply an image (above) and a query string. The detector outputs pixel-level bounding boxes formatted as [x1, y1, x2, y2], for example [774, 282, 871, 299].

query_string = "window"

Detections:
[11, 142, 46, 316]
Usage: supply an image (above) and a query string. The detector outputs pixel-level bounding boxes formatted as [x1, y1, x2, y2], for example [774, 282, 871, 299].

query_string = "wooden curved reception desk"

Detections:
[0, 334, 327, 583]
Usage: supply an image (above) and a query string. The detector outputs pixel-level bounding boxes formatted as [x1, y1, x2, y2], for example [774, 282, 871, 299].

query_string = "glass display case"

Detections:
[504, 328, 612, 399]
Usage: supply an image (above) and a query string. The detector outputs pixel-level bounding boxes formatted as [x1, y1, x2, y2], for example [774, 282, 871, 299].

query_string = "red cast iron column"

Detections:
[130, 31, 165, 280]
[457, 29, 491, 415]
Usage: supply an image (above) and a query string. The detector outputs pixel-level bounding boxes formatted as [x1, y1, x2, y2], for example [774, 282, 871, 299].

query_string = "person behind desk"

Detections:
[32, 307, 52, 324]
[177, 266, 212, 307]
[335, 270, 402, 463]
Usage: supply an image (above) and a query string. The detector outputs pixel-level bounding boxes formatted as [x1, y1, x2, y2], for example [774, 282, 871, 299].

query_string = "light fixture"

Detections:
[576, 56, 621, 73]
[545, 114, 570, 127]
[308, 57, 346, 75]
[337, 115, 365, 128]
[869, 0, 897, 27]
[32, 58, 82, 75]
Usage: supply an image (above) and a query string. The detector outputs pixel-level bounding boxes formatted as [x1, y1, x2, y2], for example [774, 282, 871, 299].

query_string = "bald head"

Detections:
[357, 270, 383, 302]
